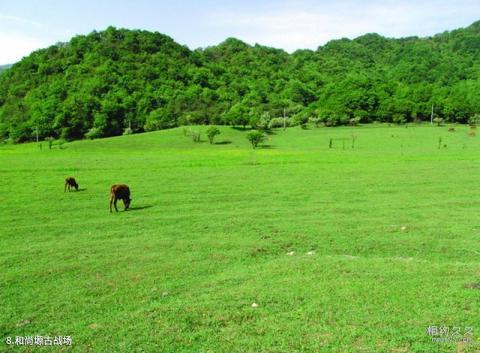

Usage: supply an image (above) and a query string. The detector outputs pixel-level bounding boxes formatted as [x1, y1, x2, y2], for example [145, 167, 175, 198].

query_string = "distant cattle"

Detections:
[110, 184, 131, 212]
[64, 177, 79, 192]
[448, 127, 455, 132]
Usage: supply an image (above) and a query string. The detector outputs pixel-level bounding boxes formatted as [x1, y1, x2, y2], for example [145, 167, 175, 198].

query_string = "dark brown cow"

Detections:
[110, 184, 132, 212]
[64, 177, 79, 192]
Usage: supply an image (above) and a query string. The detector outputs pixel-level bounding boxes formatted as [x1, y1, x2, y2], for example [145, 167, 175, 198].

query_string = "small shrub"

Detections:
[468, 114, 480, 126]
[324, 114, 349, 127]
[351, 134, 358, 148]
[325, 116, 339, 127]
[123, 127, 133, 135]
[44, 137, 66, 149]
[206, 126, 221, 144]
[59, 128, 70, 141]
[85, 127, 103, 140]
[433, 117, 444, 126]
[45, 136, 54, 149]
[309, 117, 322, 128]
[268, 117, 290, 129]
[256, 113, 271, 132]
[246, 130, 265, 149]
[248, 115, 260, 129]
[192, 131, 201, 142]
[392, 114, 406, 125]
[349, 117, 361, 126]
[292, 113, 309, 127]
[57, 139, 66, 149]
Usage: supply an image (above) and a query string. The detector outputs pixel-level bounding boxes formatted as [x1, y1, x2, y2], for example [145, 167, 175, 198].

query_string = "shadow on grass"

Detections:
[128, 205, 153, 211]
[215, 140, 232, 145]
[76, 188, 87, 192]
[231, 126, 253, 131]
[258, 144, 275, 149]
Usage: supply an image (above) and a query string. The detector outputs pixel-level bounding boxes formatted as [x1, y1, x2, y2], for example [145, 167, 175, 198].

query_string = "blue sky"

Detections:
[1, 0, 480, 64]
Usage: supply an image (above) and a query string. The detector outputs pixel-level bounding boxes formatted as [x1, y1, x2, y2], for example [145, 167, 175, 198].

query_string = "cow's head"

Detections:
[74, 183, 79, 191]
[125, 197, 132, 210]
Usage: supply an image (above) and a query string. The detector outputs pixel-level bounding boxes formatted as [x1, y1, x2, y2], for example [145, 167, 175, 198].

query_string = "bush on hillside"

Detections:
[268, 117, 291, 129]
[206, 126, 220, 144]
[246, 130, 265, 149]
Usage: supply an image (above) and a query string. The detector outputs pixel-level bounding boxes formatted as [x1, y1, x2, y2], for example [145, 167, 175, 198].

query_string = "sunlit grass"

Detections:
[1, 124, 480, 352]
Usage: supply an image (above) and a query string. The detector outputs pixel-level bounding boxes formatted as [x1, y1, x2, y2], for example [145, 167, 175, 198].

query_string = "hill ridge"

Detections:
[1, 21, 480, 142]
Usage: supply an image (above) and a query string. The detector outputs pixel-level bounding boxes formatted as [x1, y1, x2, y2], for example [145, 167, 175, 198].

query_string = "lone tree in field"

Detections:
[433, 117, 444, 126]
[206, 126, 221, 144]
[246, 130, 265, 149]
[45, 136, 54, 149]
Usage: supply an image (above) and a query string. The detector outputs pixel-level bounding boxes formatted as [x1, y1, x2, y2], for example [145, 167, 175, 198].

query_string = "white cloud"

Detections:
[0, 32, 48, 64]
[0, 13, 46, 29]
[206, 1, 480, 51]
[0, 12, 73, 64]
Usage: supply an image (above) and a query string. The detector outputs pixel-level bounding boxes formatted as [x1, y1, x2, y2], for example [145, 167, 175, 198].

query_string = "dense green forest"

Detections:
[1, 22, 480, 142]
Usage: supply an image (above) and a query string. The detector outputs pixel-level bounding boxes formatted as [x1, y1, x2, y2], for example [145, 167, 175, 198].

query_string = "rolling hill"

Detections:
[1, 22, 480, 142]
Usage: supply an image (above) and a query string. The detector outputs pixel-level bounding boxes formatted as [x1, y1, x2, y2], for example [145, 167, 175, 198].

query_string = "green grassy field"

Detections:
[1, 124, 480, 353]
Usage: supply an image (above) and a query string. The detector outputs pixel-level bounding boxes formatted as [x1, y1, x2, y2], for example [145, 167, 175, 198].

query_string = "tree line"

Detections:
[1, 22, 480, 142]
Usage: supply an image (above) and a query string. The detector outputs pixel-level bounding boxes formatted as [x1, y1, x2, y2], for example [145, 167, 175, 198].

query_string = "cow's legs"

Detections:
[109, 195, 114, 212]
[64, 183, 67, 192]
[114, 198, 119, 212]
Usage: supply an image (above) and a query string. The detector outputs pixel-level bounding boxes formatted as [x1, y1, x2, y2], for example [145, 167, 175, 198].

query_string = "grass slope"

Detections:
[1, 124, 480, 353]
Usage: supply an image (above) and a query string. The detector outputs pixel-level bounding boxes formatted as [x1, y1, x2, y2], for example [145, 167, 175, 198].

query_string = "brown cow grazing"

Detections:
[448, 127, 455, 132]
[110, 184, 132, 212]
[65, 177, 79, 192]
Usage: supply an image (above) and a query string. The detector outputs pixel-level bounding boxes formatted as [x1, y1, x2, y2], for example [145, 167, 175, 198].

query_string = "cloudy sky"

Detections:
[1, 0, 480, 64]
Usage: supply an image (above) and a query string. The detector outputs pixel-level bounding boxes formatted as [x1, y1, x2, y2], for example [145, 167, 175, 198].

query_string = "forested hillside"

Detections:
[1, 22, 480, 142]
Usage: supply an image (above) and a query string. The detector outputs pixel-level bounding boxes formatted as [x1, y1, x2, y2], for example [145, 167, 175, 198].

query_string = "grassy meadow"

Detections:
[1, 124, 480, 353]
